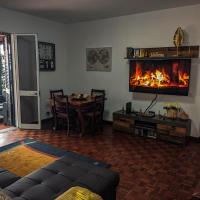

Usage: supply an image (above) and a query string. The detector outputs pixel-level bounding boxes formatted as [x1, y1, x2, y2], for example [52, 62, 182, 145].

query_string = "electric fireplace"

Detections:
[129, 59, 191, 96]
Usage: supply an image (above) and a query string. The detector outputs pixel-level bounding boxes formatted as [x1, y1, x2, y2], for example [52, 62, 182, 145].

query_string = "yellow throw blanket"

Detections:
[0, 145, 57, 177]
[55, 186, 103, 200]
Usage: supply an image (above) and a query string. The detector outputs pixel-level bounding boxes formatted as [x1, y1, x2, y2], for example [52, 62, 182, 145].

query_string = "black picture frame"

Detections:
[38, 42, 55, 71]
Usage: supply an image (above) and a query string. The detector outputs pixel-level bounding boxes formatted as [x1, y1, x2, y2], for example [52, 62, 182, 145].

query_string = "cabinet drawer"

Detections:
[157, 129, 169, 135]
[157, 124, 172, 131]
[170, 127, 187, 137]
[113, 120, 131, 128]
[113, 120, 134, 133]
[157, 124, 173, 131]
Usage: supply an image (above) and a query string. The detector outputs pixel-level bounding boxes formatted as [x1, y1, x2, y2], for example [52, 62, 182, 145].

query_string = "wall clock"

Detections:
[38, 42, 55, 71]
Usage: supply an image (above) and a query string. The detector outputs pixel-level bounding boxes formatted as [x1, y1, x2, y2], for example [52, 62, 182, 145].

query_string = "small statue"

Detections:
[173, 27, 184, 56]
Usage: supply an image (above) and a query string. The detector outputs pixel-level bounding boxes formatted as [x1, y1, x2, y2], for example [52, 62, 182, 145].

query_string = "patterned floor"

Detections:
[0, 123, 11, 130]
[0, 124, 200, 200]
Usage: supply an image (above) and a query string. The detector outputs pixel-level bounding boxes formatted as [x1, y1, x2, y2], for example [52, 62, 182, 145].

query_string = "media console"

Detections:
[113, 110, 191, 145]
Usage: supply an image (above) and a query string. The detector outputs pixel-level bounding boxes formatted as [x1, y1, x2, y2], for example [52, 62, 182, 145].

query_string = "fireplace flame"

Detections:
[179, 72, 189, 86]
[130, 66, 189, 88]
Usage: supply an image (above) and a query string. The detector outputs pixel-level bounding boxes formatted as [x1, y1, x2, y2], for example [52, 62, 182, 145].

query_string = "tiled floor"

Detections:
[0, 123, 11, 130]
[0, 124, 200, 200]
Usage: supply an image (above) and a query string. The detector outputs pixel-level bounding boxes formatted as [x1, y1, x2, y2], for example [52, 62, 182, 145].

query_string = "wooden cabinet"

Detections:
[113, 113, 134, 133]
[113, 110, 191, 145]
[157, 123, 189, 144]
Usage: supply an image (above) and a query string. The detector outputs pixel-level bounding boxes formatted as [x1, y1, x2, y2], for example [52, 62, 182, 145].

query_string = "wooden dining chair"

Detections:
[50, 90, 64, 129]
[94, 95, 105, 132]
[53, 95, 76, 135]
[91, 89, 105, 115]
[84, 95, 105, 133]
[50, 89, 64, 98]
[91, 89, 105, 97]
[91, 89, 106, 131]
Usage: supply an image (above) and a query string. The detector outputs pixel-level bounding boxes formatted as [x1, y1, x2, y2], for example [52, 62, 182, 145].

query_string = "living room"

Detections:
[0, 1, 200, 200]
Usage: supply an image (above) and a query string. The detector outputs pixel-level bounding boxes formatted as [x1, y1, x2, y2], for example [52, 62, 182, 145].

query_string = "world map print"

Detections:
[86, 47, 112, 71]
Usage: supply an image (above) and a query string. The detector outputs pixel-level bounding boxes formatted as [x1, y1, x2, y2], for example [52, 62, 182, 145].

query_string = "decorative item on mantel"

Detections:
[126, 45, 199, 59]
[173, 27, 184, 56]
[125, 27, 199, 59]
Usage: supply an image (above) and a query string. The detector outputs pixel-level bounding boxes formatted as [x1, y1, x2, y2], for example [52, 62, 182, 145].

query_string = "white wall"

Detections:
[1, 5, 200, 137]
[0, 7, 68, 120]
[67, 4, 200, 137]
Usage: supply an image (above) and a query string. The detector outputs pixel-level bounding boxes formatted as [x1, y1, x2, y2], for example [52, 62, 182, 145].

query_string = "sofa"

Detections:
[0, 156, 119, 200]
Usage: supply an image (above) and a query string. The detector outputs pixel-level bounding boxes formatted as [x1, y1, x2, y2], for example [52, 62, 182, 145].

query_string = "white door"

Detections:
[12, 34, 41, 129]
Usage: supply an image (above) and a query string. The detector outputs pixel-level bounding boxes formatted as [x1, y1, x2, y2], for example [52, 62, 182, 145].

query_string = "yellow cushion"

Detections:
[55, 186, 103, 200]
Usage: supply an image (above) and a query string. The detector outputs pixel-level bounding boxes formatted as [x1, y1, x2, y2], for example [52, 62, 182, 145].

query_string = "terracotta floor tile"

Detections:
[0, 124, 200, 200]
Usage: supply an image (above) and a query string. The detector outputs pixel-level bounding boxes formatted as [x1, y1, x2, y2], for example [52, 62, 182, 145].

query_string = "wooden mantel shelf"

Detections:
[126, 45, 199, 60]
[124, 57, 195, 61]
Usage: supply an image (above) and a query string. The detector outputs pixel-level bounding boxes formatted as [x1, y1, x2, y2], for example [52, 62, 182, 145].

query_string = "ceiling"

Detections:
[0, 0, 200, 24]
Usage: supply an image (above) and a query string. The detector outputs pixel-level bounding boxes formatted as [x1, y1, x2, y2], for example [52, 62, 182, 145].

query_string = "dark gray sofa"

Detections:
[0, 156, 119, 200]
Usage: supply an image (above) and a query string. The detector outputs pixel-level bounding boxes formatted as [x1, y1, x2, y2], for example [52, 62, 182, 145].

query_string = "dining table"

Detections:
[49, 94, 99, 136]
[68, 95, 96, 136]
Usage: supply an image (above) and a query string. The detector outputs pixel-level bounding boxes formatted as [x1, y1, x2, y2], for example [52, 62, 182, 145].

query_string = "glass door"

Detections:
[12, 34, 41, 129]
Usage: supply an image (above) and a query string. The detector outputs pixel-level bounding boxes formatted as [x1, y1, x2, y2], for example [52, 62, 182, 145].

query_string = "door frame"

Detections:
[12, 33, 41, 129]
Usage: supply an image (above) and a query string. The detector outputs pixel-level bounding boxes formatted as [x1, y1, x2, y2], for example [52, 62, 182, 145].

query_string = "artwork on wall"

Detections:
[86, 47, 112, 72]
[38, 42, 55, 71]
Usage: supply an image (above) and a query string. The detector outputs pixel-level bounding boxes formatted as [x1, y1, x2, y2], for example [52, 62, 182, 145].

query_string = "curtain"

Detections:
[0, 33, 15, 125]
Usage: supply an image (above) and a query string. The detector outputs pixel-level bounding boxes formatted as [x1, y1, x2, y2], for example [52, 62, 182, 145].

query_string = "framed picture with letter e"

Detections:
[38, 42, 55, 71]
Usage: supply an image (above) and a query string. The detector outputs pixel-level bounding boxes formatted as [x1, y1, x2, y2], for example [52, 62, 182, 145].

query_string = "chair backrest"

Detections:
[91, 89, 105, 98]
[50, 89, 64, 99]
[91, 90, 106, 115]
[94, 95, 105, 115]
[53, 95, 69, 115]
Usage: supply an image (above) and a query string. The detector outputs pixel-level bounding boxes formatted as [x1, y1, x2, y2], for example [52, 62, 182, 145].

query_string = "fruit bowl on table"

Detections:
[71, 93, 89, 101]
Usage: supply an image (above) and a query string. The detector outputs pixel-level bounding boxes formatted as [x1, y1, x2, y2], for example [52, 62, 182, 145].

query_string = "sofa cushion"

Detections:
[3, 156, 119, 200]
[0, 169, 20, 189]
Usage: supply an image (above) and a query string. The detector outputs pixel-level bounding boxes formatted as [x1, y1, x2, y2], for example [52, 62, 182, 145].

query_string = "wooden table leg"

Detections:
[77, 109, 85, 137]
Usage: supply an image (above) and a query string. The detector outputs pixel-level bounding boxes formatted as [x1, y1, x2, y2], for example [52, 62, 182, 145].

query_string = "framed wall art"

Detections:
[86, 47, 112, 72]
[38, 42, 55, 71]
